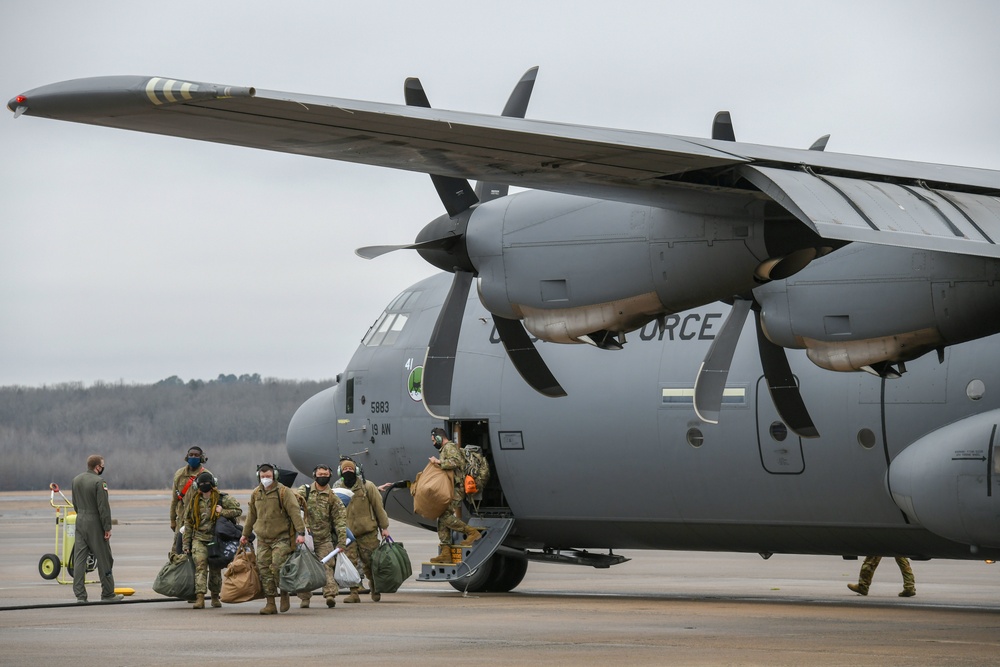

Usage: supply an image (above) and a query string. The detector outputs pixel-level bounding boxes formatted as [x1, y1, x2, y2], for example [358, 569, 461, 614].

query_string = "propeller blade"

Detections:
[809, 134, 830, 151]
[754, 309, 820, 438]
[356, 236, 459, 260]
[404, 77, 479, 217]
[712, 111, 736, 142]
[477, 66, 538, 205]
[693, 299, 752, 424]
[422, 271, 474, 418]
[492, 315, 566, 397]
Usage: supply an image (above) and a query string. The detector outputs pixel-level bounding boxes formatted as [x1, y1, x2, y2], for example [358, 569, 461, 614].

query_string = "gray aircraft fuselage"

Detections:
[288, 250, 1000, 562]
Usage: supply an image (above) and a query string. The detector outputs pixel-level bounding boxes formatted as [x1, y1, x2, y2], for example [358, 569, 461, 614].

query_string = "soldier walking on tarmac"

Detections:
[334, 457, 391, 602]
[170, 447, 211, 539]
[295, 465, 348, 608]
[240, 463, 306, 614]
[71, 454, 122, 603]
[182, 471, 242, 609]
[848, 556, 916, 597]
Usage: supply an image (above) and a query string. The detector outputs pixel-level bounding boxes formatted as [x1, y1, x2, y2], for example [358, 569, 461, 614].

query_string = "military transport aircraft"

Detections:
[10, 68, 1000, 592]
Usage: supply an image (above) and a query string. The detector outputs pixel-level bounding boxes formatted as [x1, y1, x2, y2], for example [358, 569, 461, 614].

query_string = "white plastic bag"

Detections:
[334, 551, 362, 588]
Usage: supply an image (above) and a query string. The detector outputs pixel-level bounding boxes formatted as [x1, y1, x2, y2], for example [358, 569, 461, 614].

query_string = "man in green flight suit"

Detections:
[334, 457, 391, 602]
[182, 471, 242, 609]
[71, 454, 122, 603]
[240, 463, 306, 614]
[428, 428, 482, 565]
[295, 464, 348, 608]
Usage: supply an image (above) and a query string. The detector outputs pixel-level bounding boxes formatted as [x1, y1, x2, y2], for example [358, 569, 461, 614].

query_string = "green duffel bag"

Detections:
[371, 537, 412, 594]
[279, 544, 327, 594]
[153, 552, 196, 599]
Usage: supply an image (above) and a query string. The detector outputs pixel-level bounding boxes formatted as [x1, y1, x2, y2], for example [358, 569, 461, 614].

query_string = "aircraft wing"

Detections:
[10, 75, 1000, 258]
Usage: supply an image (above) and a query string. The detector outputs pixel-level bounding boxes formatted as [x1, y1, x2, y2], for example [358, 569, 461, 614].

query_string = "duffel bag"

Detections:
[220, 544, 264, 603]
[370, 537, 412, 594]
[152, 552, 196, 600]
[279, 544, 327, 594]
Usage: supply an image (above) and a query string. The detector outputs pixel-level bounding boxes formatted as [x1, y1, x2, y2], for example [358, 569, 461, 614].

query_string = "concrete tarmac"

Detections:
[2, 490, 999, 666]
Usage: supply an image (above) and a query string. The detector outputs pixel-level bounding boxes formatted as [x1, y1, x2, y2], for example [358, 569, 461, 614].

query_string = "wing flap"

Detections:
[741, 165, 1000, 259]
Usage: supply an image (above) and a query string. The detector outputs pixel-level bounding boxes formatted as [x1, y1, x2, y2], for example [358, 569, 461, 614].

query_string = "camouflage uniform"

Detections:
[435, 440, 474, 547]
[170, 464, 211, 531]
[850, 556, 916, 596]
[295, 483, 348, 604]
[334, 477, 389, 599]
[182, 490, 242, 597]
[242, 482, 305, 597]
[71, 469, 116, 601]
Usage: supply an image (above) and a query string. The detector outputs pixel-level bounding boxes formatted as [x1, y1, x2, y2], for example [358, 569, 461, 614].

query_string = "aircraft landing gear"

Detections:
[449, 552, 528, 593]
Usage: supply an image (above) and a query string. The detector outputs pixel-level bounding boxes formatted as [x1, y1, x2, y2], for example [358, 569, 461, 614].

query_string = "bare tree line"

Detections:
[0, 378, 334, 491]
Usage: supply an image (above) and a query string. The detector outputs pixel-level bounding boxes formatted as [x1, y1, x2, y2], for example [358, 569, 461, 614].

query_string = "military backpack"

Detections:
[462, 445, 490, 496]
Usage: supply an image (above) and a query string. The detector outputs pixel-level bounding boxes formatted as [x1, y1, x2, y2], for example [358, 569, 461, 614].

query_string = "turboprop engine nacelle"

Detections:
[755, 244, 1000, 372]
[466, 190, 794, 345]
[888, 409, 1000, 549]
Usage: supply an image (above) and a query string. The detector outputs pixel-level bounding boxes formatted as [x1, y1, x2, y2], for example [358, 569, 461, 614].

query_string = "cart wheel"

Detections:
[38, 554, 60, 580]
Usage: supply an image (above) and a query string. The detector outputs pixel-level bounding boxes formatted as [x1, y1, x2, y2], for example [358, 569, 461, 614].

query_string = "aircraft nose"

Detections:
[285, 384, 341, 474]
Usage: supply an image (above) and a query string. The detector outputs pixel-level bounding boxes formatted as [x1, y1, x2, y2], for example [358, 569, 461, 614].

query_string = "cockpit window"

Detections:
[362, 290, 421, 347]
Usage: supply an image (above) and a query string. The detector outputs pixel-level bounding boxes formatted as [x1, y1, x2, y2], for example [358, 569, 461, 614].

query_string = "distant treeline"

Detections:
[0, 375, 334, 491]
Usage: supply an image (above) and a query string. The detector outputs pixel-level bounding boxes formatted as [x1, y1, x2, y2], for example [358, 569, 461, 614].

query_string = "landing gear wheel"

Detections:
[448, 553, 528, 593]
[38, 554, 60, 580]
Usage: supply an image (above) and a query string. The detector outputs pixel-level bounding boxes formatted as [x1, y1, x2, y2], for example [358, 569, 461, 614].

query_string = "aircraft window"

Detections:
[388, 291, 411, 311]
[345, 377, 355, 415]
[661, 387, 746, 406]
[857, 428, 876, 449]
[769, 422, 788, 442]
[367, 313, 397, 347]
[967, 379, 986, 401]
[382, 313, 408, 346]
[363, 312, 389, 346]
[401, 290, 422, 309]
[686, 428, 704, 448]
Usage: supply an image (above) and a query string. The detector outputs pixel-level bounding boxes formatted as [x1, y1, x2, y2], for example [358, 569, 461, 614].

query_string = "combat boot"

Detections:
[430, 544, 453, 564]
[847, 583, 869, 596]
[343, 588, 361, 603]
[192, 593, 205, 609]
[279, 591, 291, 613]
[371, 591, 381, 602]
[210, 593, 221, 608]
[259, 596, 277, 615]
[899, 588, 916, 597]
[299, 593, 311, 608]
[459, 528, 483, 547]
[325, 596, 336, 608]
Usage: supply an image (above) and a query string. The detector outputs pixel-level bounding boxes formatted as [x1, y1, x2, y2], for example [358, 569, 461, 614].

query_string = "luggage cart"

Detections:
[38, 483, 97, 584]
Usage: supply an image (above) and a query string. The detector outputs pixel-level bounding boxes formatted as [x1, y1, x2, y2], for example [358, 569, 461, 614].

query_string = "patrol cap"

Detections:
[339, 459, 357, 473]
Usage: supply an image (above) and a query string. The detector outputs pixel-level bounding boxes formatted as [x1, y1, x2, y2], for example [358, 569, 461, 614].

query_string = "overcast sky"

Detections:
[2, 1, 998, 387]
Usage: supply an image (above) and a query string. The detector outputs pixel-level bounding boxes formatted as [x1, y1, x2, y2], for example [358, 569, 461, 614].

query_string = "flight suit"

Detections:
[435, 440, 474, 547]
[295, 483, 348, 605]
[71, 469, 116, 601]
[170, 464, 211, 531]
[182, 490, 242, 599]
[850, 556, 916, 596]
[242, 482, 305, 597]
[334, 477, 390, 599]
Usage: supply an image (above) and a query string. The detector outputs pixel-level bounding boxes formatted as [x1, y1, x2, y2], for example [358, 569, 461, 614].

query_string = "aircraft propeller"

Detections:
[356, 68, 565, 418]
[699, 111, 820, 438]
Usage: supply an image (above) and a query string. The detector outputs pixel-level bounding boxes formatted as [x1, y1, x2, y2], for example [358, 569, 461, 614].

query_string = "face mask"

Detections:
[198, 483, 213, 493]
[187, 456, 202, 469]
[96, 465, 105, 476]
[260, 477, 273, 488]
[341, 472, 357, 487]
[315, 476, 331, 487]
[433, 442, 442, 450]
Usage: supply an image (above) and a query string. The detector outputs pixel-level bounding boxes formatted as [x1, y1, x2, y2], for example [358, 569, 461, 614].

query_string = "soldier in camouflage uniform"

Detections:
[333, 458, 391, 602]
[848, 556, 916, 597]
[240, 463, 306, 614]
[428, 428, 482, 565]
[295, 464, 348, 608]
[182, 471, 242, 609]
[170, 447, 211, 535]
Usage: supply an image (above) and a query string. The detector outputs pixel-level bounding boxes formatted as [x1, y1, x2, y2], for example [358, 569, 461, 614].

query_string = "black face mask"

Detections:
[341, 472, 357, 487]
[96, 465, 105, 476]
[198, 483, 213, 493]
[315, 476, 331, 487]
